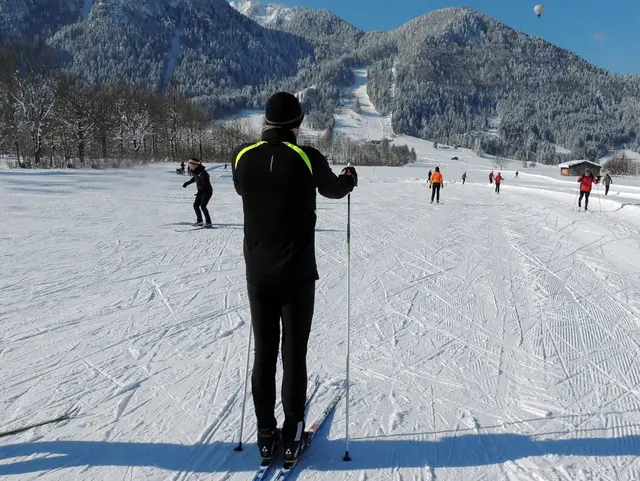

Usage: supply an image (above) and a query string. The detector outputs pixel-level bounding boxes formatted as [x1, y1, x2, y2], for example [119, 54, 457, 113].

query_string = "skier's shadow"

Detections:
[2, 429, 640, 476]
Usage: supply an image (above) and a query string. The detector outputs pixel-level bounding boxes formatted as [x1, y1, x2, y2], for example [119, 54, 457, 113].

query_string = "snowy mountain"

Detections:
[228, 0, 363, 58]
[227, 0, 294, 26]
[227, 3, 640, 161]
[374, 7, 640, 162]
[0, 0, 84, 38]
[46, 0, 313, 101]
[1, 0, 639, 161]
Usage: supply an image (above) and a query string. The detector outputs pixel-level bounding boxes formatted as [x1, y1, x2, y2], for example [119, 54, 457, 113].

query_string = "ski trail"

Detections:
[81, 0, 94, 19]
[163, 11, 185, 90]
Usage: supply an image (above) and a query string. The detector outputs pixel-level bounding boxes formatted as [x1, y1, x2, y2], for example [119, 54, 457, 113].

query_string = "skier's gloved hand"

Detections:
[341, 166, 358, 187]
[597, 176, 601, 181]
[182, 182, 188, 188]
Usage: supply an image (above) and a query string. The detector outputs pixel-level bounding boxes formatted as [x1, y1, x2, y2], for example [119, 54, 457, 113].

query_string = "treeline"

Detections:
[301, 123, 416, 166]
[0, 39, 415, 169]
[605, 153, 639, 176]
[0, 41, 264, 168]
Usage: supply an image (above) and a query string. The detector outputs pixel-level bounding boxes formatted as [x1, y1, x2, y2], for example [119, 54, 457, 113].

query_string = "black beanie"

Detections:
[264, 92, 304, 130]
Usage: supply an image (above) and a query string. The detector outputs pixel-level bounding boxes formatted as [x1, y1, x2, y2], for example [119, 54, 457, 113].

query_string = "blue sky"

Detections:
[273, 0, 640, 74]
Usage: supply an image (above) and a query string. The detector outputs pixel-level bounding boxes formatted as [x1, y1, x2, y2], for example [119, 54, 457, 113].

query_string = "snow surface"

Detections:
[334, 69, 393, 142]
[2, 151, 640, 480]
[163, 12, 185, 89]
[81, 0, 94, 20]
[3, 67, 640, 481]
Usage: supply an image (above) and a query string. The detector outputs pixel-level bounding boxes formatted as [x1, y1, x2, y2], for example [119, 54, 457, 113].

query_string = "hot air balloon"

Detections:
[534, 4, 544, 17]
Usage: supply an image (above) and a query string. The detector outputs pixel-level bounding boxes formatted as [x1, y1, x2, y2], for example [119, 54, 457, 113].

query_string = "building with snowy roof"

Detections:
[558, 160, 601, 176]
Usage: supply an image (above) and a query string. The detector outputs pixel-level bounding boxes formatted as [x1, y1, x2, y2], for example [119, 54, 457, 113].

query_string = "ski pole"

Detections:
[596, 183, 602, 212]
[344, 190, 352, 462]
[234, 320, 253, 451]
[573, 189, 579, 211]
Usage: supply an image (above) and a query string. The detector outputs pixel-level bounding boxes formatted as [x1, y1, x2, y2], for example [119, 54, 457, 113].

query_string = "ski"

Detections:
[269, 382, 346, 481]
[250, 375, 322, 481]
[174, 226, 215, 232]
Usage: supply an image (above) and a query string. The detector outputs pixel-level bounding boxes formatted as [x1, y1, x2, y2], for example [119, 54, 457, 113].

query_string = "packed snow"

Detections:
[2, 70, 640, 481]
[2, 147, 640, 480]
[334, 69, 394, 142]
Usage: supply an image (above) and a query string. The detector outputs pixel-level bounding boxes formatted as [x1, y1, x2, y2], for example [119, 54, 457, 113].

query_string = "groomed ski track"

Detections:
[2, 162, 640, 480]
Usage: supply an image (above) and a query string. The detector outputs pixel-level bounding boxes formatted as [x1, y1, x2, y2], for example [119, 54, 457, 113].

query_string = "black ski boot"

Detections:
[257, 427, 281, 462]
[283, 428, 310, 464]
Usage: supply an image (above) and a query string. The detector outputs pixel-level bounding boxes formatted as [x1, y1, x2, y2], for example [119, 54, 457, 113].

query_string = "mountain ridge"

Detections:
[0, 0, 638, 161]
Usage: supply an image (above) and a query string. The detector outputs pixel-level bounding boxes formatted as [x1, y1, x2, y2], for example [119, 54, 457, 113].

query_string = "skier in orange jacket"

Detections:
[430, 167, 443, 203]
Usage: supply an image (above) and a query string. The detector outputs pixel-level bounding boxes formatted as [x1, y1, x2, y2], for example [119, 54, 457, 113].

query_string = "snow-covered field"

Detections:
[3, 67, 640, 480]
[2, 155, 640, 480]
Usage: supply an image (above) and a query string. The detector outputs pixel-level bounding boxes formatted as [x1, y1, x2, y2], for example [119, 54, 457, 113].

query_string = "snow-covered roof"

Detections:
[558, 160, 601, 168]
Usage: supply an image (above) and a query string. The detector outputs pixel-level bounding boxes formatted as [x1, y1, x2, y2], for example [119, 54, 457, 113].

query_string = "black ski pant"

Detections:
[248, 281, 315, 439]
[431, 183, 441, 202]
[495, 183, 501, 193]
[605, 185, 610, 195]
[194, 188, 212, 223]
[579, 190, 590, 208]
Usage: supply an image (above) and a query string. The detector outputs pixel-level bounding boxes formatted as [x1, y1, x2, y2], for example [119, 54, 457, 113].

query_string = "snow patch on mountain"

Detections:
[228, 0, 294, 25]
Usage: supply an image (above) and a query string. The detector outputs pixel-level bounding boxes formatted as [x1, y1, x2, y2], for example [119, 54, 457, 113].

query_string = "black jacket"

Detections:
[184, 165, 212, 191]
[232, 127, 354, 287]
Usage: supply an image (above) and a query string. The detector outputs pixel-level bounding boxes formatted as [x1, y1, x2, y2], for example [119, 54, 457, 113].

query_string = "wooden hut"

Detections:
[559, 160, 602, 176]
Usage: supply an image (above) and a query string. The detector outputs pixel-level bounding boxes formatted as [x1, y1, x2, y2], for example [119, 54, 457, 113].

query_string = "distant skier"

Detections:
[462, 172, 467, 184]
[603, 173, 612, 195]
[577, 168, 600, 211]
[231, 92, 357, 464]
[179, 160, 185, 175]
[489, 171, 494, 184]
[515, 171, 519, 178]
[430, 166, 443, 203]
[224, 163, 228, 171]
[428, 169, 432, 187]
[182, 158, 213, 227]
[494, 172, 503, 193]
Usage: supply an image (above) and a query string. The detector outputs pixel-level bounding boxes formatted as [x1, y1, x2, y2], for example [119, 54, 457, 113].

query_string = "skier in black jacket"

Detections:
[183, 158, 213, 227]
[232, 92, 357, 464]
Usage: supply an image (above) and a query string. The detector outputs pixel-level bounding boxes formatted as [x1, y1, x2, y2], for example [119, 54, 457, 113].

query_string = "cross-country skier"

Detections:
[515, 171, 519, 178]
[430, 166, 443, 203]
[489, 171, 494, 184]
[428, 169, 432, 187]
[224, 163, 228, 171]
[462, 172, 467, 184]
[494, 172, 503, 193]
[577, 168, 600, 210]
[182, 158, 213, 227]
[231, 92, 357, 464]
[603, 173, 612, 195]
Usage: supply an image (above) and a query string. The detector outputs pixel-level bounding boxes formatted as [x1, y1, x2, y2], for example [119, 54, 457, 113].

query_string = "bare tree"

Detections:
[12, 69, 57, 166]
[56, 74, 95, 165]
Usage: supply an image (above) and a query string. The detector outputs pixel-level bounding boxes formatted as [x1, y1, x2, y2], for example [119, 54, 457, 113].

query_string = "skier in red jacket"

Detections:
[494, 172, 503, 193]
[577, 168, 600, 211]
